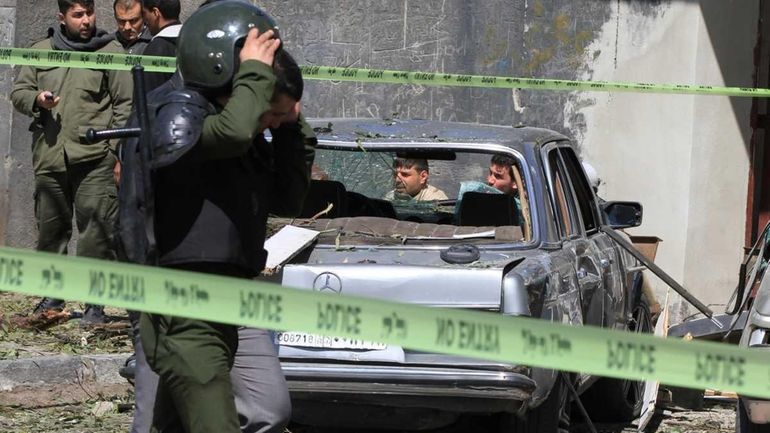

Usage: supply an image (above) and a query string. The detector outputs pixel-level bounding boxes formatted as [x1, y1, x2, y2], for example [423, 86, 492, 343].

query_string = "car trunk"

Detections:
[282, 263, 504, 309]
[271, 216, 517, 367]
[277, 260, 513, 369]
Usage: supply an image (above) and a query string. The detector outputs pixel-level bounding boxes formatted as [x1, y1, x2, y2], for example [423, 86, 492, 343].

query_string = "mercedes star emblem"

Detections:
[312, 272, 342, 294]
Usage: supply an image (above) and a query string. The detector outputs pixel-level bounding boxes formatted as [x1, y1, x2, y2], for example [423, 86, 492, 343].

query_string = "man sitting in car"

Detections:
[487, 154, 518, 195]
[385, 158, 448, 201]
[486, 154, 524, 223]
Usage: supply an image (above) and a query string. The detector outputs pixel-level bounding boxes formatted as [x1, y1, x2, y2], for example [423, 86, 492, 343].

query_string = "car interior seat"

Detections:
[299, 180, 348, 218]
[456, 192, 520, 227]
[346, 191, 397, 219]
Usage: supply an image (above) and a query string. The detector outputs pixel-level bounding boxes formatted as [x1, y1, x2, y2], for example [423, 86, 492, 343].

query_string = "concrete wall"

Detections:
[1, 0, 759, 318]
[0, 0, 15, 247]
[576, 1, 756, 314]
[7, 0, 49, 250]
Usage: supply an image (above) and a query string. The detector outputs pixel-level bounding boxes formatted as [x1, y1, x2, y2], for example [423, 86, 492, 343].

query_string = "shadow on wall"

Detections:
[695, 1, 756, 155]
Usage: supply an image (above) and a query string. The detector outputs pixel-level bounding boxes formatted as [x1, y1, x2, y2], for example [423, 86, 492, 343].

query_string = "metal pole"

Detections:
[600, 226, 717, 324]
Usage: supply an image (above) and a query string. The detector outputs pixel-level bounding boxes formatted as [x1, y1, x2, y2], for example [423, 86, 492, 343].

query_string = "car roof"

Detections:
[308, 118, 570, 151]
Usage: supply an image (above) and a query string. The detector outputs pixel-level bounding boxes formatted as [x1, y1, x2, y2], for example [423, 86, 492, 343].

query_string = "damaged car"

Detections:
[265, 118, 652, 432]
[734, 222, 770, 433]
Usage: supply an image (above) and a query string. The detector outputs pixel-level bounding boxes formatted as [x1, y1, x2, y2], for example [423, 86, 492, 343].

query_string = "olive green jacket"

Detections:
[149, 60, 316, 270]
[198, 59, 316, 216]
[11, 38, 133, 174]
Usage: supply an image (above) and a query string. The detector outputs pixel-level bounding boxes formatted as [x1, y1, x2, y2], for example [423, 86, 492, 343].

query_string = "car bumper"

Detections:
[282, 361, 535, 412]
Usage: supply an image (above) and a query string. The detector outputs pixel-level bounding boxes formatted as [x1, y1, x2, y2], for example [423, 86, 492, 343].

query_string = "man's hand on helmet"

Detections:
[240, 28, 281, 67]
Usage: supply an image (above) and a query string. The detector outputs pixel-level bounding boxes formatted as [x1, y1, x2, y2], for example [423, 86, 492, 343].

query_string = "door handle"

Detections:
[577, 268, 602, 285]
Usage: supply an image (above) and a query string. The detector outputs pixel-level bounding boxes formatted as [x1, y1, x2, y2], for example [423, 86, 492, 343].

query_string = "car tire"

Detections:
[737, 399, 770, 433]
[581, 299, 653, 422]
[499, 373, 570, 433]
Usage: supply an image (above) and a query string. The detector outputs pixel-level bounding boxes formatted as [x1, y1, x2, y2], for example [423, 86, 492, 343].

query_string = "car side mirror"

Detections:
[602, 201, 643, 229]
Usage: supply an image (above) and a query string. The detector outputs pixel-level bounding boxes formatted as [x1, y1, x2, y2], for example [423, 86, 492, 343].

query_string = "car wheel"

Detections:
[499, 373, 570, 433]
[737, 399, 770, 433]
[581, 300, 653, 422]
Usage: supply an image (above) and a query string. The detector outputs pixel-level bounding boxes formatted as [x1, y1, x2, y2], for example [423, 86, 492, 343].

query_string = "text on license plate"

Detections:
[274, 332, 387, 350]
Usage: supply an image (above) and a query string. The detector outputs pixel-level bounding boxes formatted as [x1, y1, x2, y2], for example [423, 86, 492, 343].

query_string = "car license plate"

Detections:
[274, 332, 387, 350]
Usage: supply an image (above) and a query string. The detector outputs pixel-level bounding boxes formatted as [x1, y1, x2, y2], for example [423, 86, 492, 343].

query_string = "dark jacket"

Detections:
[119, 61, 315, 274]
[143, 22, 182, 92]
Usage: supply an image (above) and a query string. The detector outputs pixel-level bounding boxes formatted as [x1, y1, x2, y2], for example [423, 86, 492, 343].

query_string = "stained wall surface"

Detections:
[0, 0, 758, 313]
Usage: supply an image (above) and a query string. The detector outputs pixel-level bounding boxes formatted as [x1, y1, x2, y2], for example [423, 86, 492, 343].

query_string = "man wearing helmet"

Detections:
[122, 2, 315, 432]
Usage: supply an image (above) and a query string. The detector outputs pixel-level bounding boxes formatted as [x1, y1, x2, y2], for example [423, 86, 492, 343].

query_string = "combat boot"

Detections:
[81, 305, 107, 325]
[119, 353, 136, 382]
[32, 297, 65, 315]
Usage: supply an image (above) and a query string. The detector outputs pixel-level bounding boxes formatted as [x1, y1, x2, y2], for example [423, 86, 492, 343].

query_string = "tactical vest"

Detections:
[117, 74, 215, 265]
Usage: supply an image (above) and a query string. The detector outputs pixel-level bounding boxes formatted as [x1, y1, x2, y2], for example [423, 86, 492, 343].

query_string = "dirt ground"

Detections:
[0, 398, 738, 433]
[0, 398, 134, 433]
[0, 293, 741, 433]
[0, 292, 132, 360]
[646, 401, 736, 433]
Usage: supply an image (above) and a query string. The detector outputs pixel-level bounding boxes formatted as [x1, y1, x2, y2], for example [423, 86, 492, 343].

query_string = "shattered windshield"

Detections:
[316, 148, 486, 200]
[292, 145, 533, 244]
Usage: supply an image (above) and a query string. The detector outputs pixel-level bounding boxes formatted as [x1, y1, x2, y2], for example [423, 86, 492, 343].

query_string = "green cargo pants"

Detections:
[33, 153, 118, 259]
[139, 264, 248, 433]
[140, 312, 240, 433]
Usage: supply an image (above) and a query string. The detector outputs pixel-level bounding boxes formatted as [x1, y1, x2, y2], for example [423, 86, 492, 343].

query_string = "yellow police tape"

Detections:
[0, 245, 766, 398]
[1, 47, 769, 97]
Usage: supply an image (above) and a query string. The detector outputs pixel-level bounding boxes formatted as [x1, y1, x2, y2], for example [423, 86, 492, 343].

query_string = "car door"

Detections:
[540, 143, 585, 328]
[559, 147, 626, 331]
[544, 144, 614, 330]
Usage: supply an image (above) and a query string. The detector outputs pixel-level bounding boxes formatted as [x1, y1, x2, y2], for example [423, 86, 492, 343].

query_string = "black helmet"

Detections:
[177, 0, 280, 90]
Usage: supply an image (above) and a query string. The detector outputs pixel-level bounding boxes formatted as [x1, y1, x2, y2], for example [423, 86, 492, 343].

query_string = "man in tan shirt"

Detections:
[385, 158, 448, 201]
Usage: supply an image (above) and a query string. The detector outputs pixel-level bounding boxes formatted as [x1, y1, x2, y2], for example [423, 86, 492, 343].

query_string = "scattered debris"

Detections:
[11, 309, 71, 331]
[705, 389, 739, 400]
[312, 122, 333, 134]
[91, 401, 115, 417]
[0, 293, 131, 360]
[310, 203, 334, 221]
[0, 399, 738, 432]
[0, 401, 132, 432]
[354, 130, 384, 139]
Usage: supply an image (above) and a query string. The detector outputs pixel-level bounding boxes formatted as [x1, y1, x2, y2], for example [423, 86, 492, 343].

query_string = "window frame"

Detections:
[557, 147, 601, 236]
[309, 140, 541, 251]
[542, 143, 582, 240]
